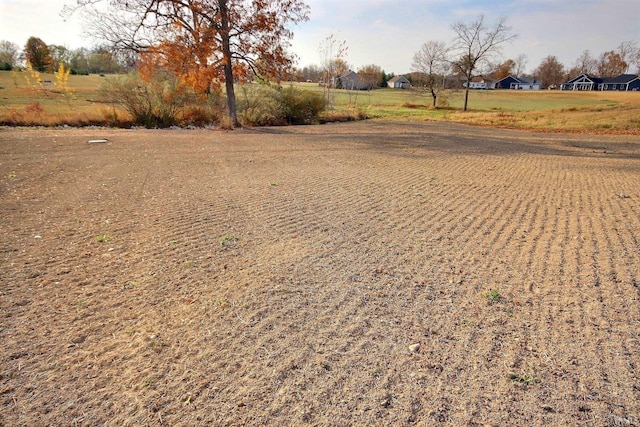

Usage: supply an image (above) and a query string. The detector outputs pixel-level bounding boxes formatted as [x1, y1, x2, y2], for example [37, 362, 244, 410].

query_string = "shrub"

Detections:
[436, 91, 450, 108]
[99, 71, 202, 128]
[277, 86, 326, 125]
[238, 84, 282, 126]
[238, 84, 326, 126]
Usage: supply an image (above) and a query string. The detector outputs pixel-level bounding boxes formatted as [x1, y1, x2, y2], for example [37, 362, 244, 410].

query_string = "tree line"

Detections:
[0, 37, 128, 74]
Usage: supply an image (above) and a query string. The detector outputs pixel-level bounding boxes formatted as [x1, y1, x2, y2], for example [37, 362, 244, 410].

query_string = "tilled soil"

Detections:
[1, 121, 639, 426]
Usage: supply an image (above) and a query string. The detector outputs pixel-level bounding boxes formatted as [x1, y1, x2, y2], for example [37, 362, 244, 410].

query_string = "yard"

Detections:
[1, 122, 639, 425]
[1, 70, 640, 133]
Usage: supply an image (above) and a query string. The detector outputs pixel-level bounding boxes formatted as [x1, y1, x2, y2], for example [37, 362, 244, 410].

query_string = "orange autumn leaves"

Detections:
[135, 0, 309, 96]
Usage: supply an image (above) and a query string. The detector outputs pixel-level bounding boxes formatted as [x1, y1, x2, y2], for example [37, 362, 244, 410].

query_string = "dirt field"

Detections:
[1, 121, 639, 426]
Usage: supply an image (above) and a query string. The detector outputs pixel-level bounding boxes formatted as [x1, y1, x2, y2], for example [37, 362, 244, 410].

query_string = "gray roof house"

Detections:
[494, 75, 541, 90]
[338, 71, 368, 90]
[388, 75, 411, 89]
[561, 73, 640, 91]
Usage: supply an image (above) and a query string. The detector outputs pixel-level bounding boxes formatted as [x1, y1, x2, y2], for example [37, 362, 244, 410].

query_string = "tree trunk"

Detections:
[219, 0, 240, 127]
[463, 80, 470, 111]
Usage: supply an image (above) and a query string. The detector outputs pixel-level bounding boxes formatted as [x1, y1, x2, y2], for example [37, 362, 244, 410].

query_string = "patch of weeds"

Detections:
[220, 235, 238, 246]
[96, 233, 112, 243]
[121, 281, 137, 291]
[486, 289, 502, 304]
[147, 336, 168, 353]
[167, 239, 178, 246]
[510, 370, 539, 386]
[143, 376, 159, 389]
[182, 260, 195, 269]
[269, 181, 279, 186]
[7, 172, 16, 179]
[211, 296, 229, 308]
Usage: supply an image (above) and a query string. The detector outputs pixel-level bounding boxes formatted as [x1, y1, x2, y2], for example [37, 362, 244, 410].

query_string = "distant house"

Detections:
[338, 71, 368, 90]
[561, 74, 601, 91]
[388, 75, 411, 89]
[598, 74, 640, 91]
[561, 73, 640, 91]
[494, 75, 541, 90]
[463, 76, 493, 90]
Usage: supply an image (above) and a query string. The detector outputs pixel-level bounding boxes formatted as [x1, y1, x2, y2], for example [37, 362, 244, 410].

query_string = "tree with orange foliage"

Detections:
[596, 51, 628, 78]
[69, 0, 309, 127]
[492, 59, 516, 80]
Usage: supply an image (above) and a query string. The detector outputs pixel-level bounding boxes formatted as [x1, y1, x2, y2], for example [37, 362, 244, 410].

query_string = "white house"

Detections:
[388, 75, 411, 89]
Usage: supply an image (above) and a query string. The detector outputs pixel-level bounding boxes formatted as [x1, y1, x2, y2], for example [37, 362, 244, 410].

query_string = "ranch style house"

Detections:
[494, 75, 541, 90]
[560, 73, 640, 91]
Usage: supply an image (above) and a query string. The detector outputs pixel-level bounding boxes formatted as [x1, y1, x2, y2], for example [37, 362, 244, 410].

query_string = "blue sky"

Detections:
[1, 0, 639, 74]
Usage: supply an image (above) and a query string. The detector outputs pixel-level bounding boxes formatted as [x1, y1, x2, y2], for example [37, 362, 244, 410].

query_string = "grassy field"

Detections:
[1, 70, 639, 133]
[0, 71, 114, 126]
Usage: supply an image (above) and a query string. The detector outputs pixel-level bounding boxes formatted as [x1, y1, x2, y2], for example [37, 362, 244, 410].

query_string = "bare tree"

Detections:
[450, 15, 517, 111]
[0, 40, 20, 70]
[319, 34, 348, 108]
[514, 54, 527, 77]
[616, 40, 640, 73]
[574, 50, 597, 75]
[411, 40, 449, 107]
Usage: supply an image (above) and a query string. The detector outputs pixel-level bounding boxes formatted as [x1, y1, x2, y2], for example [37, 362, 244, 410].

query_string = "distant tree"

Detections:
[49, 45, 74, 70]
[357, 64, 384, 90]
[411, 40, 449, 107]
[449, 15, 517, 111]
[514, 54, 528, 77]
[492, 58, 516, 80]
[69, 48, 90, 74]
[0, 40, 20, 70]
[319, 34, 348, 106]
[573, 50, 597, 75]
[535, 55, 565, 89]
[381, 70, 395, 87]
[71, 0, 310, 128]
[24, 37, 54, 72]
[88, 46, 124, 74]
[616, 40, 639, 73]
[597, 51, 627, 77]
[566, 50, 595, 80]
[298, 64, 323, 82]
[290, 68, 304, 82]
